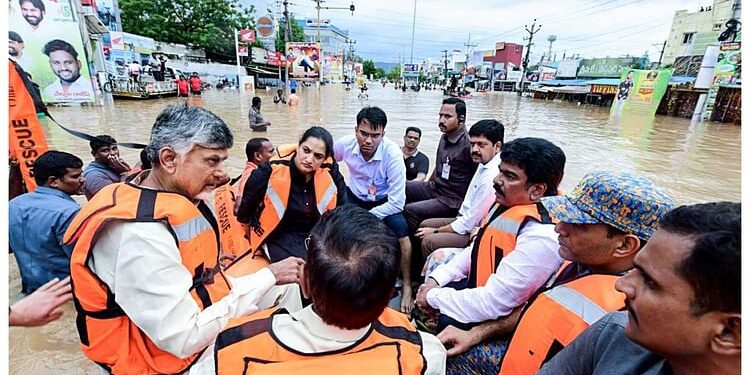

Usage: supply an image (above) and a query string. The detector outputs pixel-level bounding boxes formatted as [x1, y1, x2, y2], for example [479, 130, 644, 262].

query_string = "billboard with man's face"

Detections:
[9, 0, 95, 103]
[286, 42, 320, 80]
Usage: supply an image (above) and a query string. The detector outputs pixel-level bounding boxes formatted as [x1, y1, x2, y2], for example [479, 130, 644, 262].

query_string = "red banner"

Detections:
[238, 45, 249, 57]
[8, 60, 49, 191]
[267, 52, 284, 66]
[238, 29, 255, 43]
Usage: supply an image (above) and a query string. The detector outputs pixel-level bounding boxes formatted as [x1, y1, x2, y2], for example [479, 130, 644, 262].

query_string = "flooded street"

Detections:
[9, 84, 741, 373]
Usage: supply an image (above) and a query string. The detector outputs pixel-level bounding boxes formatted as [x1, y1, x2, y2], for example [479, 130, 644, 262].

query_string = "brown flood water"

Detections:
[9, 84, 741, 374]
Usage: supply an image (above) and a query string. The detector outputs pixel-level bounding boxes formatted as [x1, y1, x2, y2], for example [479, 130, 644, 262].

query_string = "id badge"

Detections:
[441, 163, 451, 180]
[367, 182, 377, 201]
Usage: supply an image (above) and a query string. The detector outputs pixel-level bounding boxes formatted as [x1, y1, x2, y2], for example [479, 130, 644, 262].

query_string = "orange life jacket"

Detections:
[234, 161, 259, 199]
[498, 270, 625, 375]
[214, 307, 427, 375]
[468, 202, 555, 287]
[215, 182, 252, 259]
[244, 150, 338, 257]
[63, 181, 231, 375]
[8, 59, 49, 191]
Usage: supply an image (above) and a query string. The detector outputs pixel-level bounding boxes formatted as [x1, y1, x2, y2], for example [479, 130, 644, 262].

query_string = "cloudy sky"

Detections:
[244, 0, 709, 63]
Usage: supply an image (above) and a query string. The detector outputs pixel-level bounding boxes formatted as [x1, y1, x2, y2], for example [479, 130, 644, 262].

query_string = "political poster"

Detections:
[610, 68, 673, 117]
[9, 0, 96, 103]
[285, 42, 320, 79]
[322, 54, 343, 81]
[703, 41, 741, 120]
[96, 0, 122, 32]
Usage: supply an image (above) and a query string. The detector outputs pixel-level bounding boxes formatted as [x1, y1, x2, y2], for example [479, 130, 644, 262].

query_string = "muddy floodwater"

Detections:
[9, 84, 741, 374]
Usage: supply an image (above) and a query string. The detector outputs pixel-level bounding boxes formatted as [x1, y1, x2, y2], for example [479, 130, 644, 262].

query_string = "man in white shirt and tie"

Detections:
[415, 120, 504, 258]
[333, 106, 416, 313]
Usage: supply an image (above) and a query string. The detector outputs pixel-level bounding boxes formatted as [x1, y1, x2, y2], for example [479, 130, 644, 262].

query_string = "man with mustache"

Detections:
[404, 97, 477, 231]
[9, 31, 32, 71]
[427, 170, 673, 374]
[333, 106, 415, 313]
[63, 104, 303, 374]
[42, 39, 92, 100]
[415, 119, 503, 259]
[496, 171, 673, 374]
[538, 202, 738, 375]
[19, 0, 45, 31]
[414, 137, 565, 372]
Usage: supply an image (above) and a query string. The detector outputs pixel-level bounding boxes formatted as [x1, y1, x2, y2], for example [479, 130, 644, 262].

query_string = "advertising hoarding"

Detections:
[256, 15, 276, 51]
[285, 42, 320, 79]
[611, 68, 673, 117]
[9, 0, 95, 103]
[579, 57, 642, 78]
[704, 41, 741, 119]
[322, 54, 343, 81]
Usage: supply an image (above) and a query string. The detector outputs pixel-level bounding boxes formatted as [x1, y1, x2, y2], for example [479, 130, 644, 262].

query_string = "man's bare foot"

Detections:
[400, 285, 414, 314]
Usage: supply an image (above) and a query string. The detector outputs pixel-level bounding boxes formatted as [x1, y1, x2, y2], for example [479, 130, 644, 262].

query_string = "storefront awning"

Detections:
[247, 65, 281, 75]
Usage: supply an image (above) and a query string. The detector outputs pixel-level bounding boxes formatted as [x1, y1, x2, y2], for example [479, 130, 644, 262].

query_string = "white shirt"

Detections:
[191, 305, 447, 374]
[42, 77, 94, 102]
[334, 135, 406, 219]
[10, 54, 34, 72]
[450, 153, 501, 234]
[427, 220, 562, 324]
[89, 220, 295, 360]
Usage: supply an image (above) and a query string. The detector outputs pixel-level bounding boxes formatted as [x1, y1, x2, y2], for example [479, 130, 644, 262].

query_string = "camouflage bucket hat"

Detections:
[541, 171, 674, 241]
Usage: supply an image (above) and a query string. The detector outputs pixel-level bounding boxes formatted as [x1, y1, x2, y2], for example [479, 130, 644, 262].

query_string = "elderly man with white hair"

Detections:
[64, 104, 303, 375]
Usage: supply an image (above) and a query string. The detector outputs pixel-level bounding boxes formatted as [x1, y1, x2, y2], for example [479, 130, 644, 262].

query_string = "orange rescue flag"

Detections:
[8, 60, 49, 191]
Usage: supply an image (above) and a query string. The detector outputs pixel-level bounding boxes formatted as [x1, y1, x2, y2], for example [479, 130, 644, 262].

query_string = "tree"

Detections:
[374, 68, 386, 79]
[119, 0, 255, 59]
[385, 65, 401, 81]
[362, 60, 377, 77]
[275, 14, 306, 51]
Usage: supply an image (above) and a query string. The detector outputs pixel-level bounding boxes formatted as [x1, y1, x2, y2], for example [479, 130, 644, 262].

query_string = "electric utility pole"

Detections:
[657, 40, 667, 67]
[283, 0, 291, 91]
[442, 49, 448, 81]
[518, 18, 540, 95]
[464, 33, 477, 66]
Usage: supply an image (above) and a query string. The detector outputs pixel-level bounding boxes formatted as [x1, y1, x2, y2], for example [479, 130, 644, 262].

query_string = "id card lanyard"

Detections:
[441, 156, 451, 180]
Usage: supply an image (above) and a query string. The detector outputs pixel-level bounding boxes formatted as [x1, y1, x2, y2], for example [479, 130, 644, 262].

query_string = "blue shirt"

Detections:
[83, 161, 121, 200]
[9, 186, 81, 293]
[334, 135, 406, 219]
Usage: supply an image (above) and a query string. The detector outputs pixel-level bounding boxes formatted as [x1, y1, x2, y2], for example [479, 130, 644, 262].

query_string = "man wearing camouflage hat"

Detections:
[439, 171, 674, 375]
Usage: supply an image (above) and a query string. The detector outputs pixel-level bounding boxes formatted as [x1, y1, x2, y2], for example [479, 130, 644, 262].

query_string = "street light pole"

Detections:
[283, 0, 291, 93]
[409, 0, 417, 64]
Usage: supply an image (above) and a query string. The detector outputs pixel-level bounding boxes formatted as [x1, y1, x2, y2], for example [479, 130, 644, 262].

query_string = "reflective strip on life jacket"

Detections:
[317, 183, 337, 213]
[487, 215, 523, 234]
[265, 184, 287, 219]
[544, 285, 608, 325]
[498, 273, 624, 375]
[173, 215, 214, 243]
